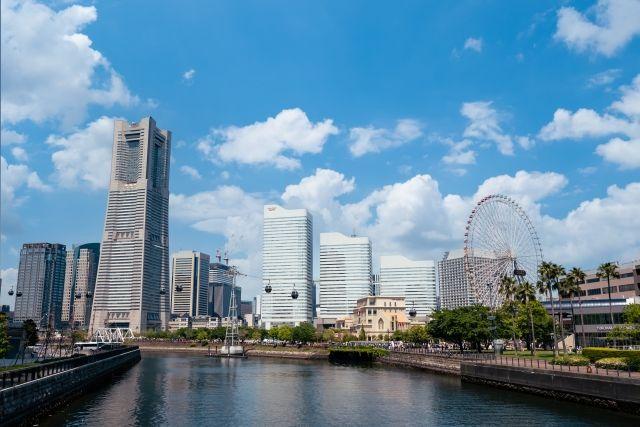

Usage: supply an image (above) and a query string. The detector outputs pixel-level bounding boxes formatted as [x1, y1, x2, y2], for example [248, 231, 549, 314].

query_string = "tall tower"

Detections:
[171, 251, 210, 317]
[61, 243, 100, 330]
[262, 205, 313, 328]
[14, 243, 67, 329]
[319, 232, 372, 318]
[379, 255, 437, 317]
[90, 117, 171, 333]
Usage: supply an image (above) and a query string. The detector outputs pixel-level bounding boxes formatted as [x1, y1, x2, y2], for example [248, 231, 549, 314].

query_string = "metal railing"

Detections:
[1, 346, 138, 389]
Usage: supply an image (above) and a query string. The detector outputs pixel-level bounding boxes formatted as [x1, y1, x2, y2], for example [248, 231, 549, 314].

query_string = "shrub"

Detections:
[551, 355, 589, 366]
[582, 347, 640, 362]
[595, 357, 628, 370]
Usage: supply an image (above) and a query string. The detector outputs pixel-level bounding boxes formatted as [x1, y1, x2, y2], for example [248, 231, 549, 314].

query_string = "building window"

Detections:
[586, 278, 600, 283]
[618, 284, 636, 292]
[587, 288, 602, 296]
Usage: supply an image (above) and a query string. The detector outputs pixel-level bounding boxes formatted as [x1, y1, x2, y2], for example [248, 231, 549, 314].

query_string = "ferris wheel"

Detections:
[463, 194, 543, 308]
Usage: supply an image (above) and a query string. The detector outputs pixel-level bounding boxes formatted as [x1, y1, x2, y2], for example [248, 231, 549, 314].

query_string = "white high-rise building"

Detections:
[262, 205, 313, 328]
[171, 251, 210, 317]
[379, 255, 436, 317]
[90, 117, 171, 333]
[319, 232, 372, 318]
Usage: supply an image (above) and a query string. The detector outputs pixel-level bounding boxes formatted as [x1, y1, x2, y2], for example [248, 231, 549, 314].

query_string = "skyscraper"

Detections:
[61, 243, 100, 330]
[90, 117, 171, 333]
[379, 255, 437, 317]
[209, 261, 235, 317]
[14, 243, 67, 328]
[171, 251, 210, 317]
[318, 232, 372, 318]
[262, 205, 313, 328]
[438, 249, 498, 309]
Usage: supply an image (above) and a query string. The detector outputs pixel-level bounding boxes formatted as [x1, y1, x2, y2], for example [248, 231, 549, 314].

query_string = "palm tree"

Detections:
[557, 277, 579, 355]
[516, 280, 537, 355]
[499, 275, 519, 355]
[567, 267, 587, 348]
[537, 261, 564, 357]
[596, 262, 620, 326]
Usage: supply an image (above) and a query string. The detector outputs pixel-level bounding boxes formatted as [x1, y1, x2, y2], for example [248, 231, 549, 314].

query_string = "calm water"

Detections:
[42, 353, 636, 426]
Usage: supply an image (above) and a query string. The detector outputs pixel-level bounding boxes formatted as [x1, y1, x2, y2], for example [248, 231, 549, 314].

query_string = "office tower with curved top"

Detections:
[90, 117, 171, 333]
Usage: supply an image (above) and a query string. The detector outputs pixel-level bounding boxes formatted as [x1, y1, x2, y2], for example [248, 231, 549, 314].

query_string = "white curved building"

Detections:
[319, 232, 372, 318]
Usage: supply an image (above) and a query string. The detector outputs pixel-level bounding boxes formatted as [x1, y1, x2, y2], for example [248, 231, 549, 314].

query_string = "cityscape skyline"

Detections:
[2, 0, 640, 310]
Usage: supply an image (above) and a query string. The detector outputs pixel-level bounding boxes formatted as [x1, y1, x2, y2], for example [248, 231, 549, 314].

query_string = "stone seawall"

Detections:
[378, 352, 461, 375]
[461, 362, 640, 416]
[138, 344, 329, 359]
[0, 347, 141, 425]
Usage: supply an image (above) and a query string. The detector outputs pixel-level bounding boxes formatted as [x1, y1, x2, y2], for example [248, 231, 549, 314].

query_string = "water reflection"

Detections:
[43, 353, 638, 426]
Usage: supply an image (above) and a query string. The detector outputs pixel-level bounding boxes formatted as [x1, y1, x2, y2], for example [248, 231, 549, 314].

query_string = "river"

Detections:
[43, 353, 636, 426]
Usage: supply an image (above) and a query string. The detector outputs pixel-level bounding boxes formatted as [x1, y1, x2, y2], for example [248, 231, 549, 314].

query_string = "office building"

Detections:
[171, 251, 210, 317]
[240, 300, 253, 317]
[262, 205, 313, 328]
[438, 250, 477, 309]
[209, 262, 241, 318]
[61, 243, 100, 329]
[318, 232, 372, 318]
[379, 255, 436, 317]
[578, 260, 640, 301]
[90, 117, 171, 333]
[14, 243, 67, 328]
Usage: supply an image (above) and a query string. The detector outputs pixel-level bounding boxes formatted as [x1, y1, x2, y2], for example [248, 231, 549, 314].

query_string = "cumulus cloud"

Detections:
[46, 116, 116, 189]
[1, 155, 50, 208]
[1, 0, 137, 128]
[441, 139, 476, 165]
[282, 168, 355, 223]
[11, 146, 28, 162]
[588, 68, 622, 87]
[180, 165, 202, 180]
[349, 119, 422, 157]
[1, 128, 26, 145]
[461, 102, 515, 155]
[539, 74, 640, 169]
[182, 68, 196, 83]
[197, 108, 338, 169]
[555, 0, 640, 57]
[464, 37, 483, 52]
[596, 138, 640, 169]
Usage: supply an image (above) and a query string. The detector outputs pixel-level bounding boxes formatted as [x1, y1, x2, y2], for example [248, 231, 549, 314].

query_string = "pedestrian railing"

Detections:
[1, 346, 138, 389]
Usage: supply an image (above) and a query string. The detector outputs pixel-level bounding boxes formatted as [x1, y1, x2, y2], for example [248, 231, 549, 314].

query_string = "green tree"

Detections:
[277, 325, 294, 342]
[293, 322, 316, 343]
[0, 313, 10, 358]
[428, 306, 491, 353]
[597, 262, 620, 326]
[321, 329, 335, 342]
[516, 280, 537, 355]
[515, 300, 553, 351]
[268, 326, 280, 340]
[23, 319, 39, 346]
[499, 276, 519, 355]
[358, 327, 367, 341]
[567, 267, 587, 348]
[623, 303, 640, 324]
[405, 325, 429, 344]
[606, 303, 640, 343]
[537, 261, 564, 357]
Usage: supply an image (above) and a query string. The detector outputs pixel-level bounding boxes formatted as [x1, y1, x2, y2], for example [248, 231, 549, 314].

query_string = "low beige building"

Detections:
[336, 296, 410, 340]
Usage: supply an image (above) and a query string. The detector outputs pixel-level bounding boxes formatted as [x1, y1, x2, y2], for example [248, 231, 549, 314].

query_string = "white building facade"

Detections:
[261, 205, 313, 328]
[319, 232, 372, 318]
[171, 251, 210, 317]
[379, 255, 437, 317]
[90, 117, 171, 333]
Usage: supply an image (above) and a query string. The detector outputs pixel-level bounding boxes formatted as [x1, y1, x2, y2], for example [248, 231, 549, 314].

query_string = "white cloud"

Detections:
[349, 119, 422, 157]
[441, 139, 476, 165]
[538, 108, 638, 140]
[464, 37, 483, 52]
[197, 108, 338, 169]
[611, 74, 640, 118]
[282, 168, 355, 223]
[182, 68, 196, 82]
[588, 68, 622, 86]
[1, 155, 50, 208]
[0, 0, 137, 128]
[180, 165, 202, 180]
[11, 146, 28, 162]
[555, 0, 640, 57]
[516, 136, 535, 150]
[578, 166, 598, 175]
[461, 102, 515, 155]
[596, 138, 640, 169]
[1, 128, 26, 145]
[46, 116, 116, 190]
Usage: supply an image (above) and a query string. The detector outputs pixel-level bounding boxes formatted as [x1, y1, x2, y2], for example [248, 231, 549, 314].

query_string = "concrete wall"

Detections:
[1, 347, 141, 425]
[379, 352, 461, 375]
[461, 362, 640, 415]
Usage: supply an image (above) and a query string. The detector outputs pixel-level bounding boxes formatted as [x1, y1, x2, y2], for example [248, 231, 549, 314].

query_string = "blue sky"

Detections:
[1, 0, 639, 307]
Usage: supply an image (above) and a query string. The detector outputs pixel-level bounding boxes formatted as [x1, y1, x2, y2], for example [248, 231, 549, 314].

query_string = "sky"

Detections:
[1, 0, 639, 309]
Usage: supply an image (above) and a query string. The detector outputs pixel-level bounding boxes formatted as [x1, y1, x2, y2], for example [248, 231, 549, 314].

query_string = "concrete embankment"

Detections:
[0, 346, 141, 425]
[378, 351, 461, 375]
[137, 343, 328, 359]
[460, 362, 640, 416]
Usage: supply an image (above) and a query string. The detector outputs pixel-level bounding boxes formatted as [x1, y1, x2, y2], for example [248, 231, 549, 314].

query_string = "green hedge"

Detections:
[551, 355, 589, 366]
[595, 357, 628, 370]
[582, 347, 640, 362]
[328, 346, 389, 363]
